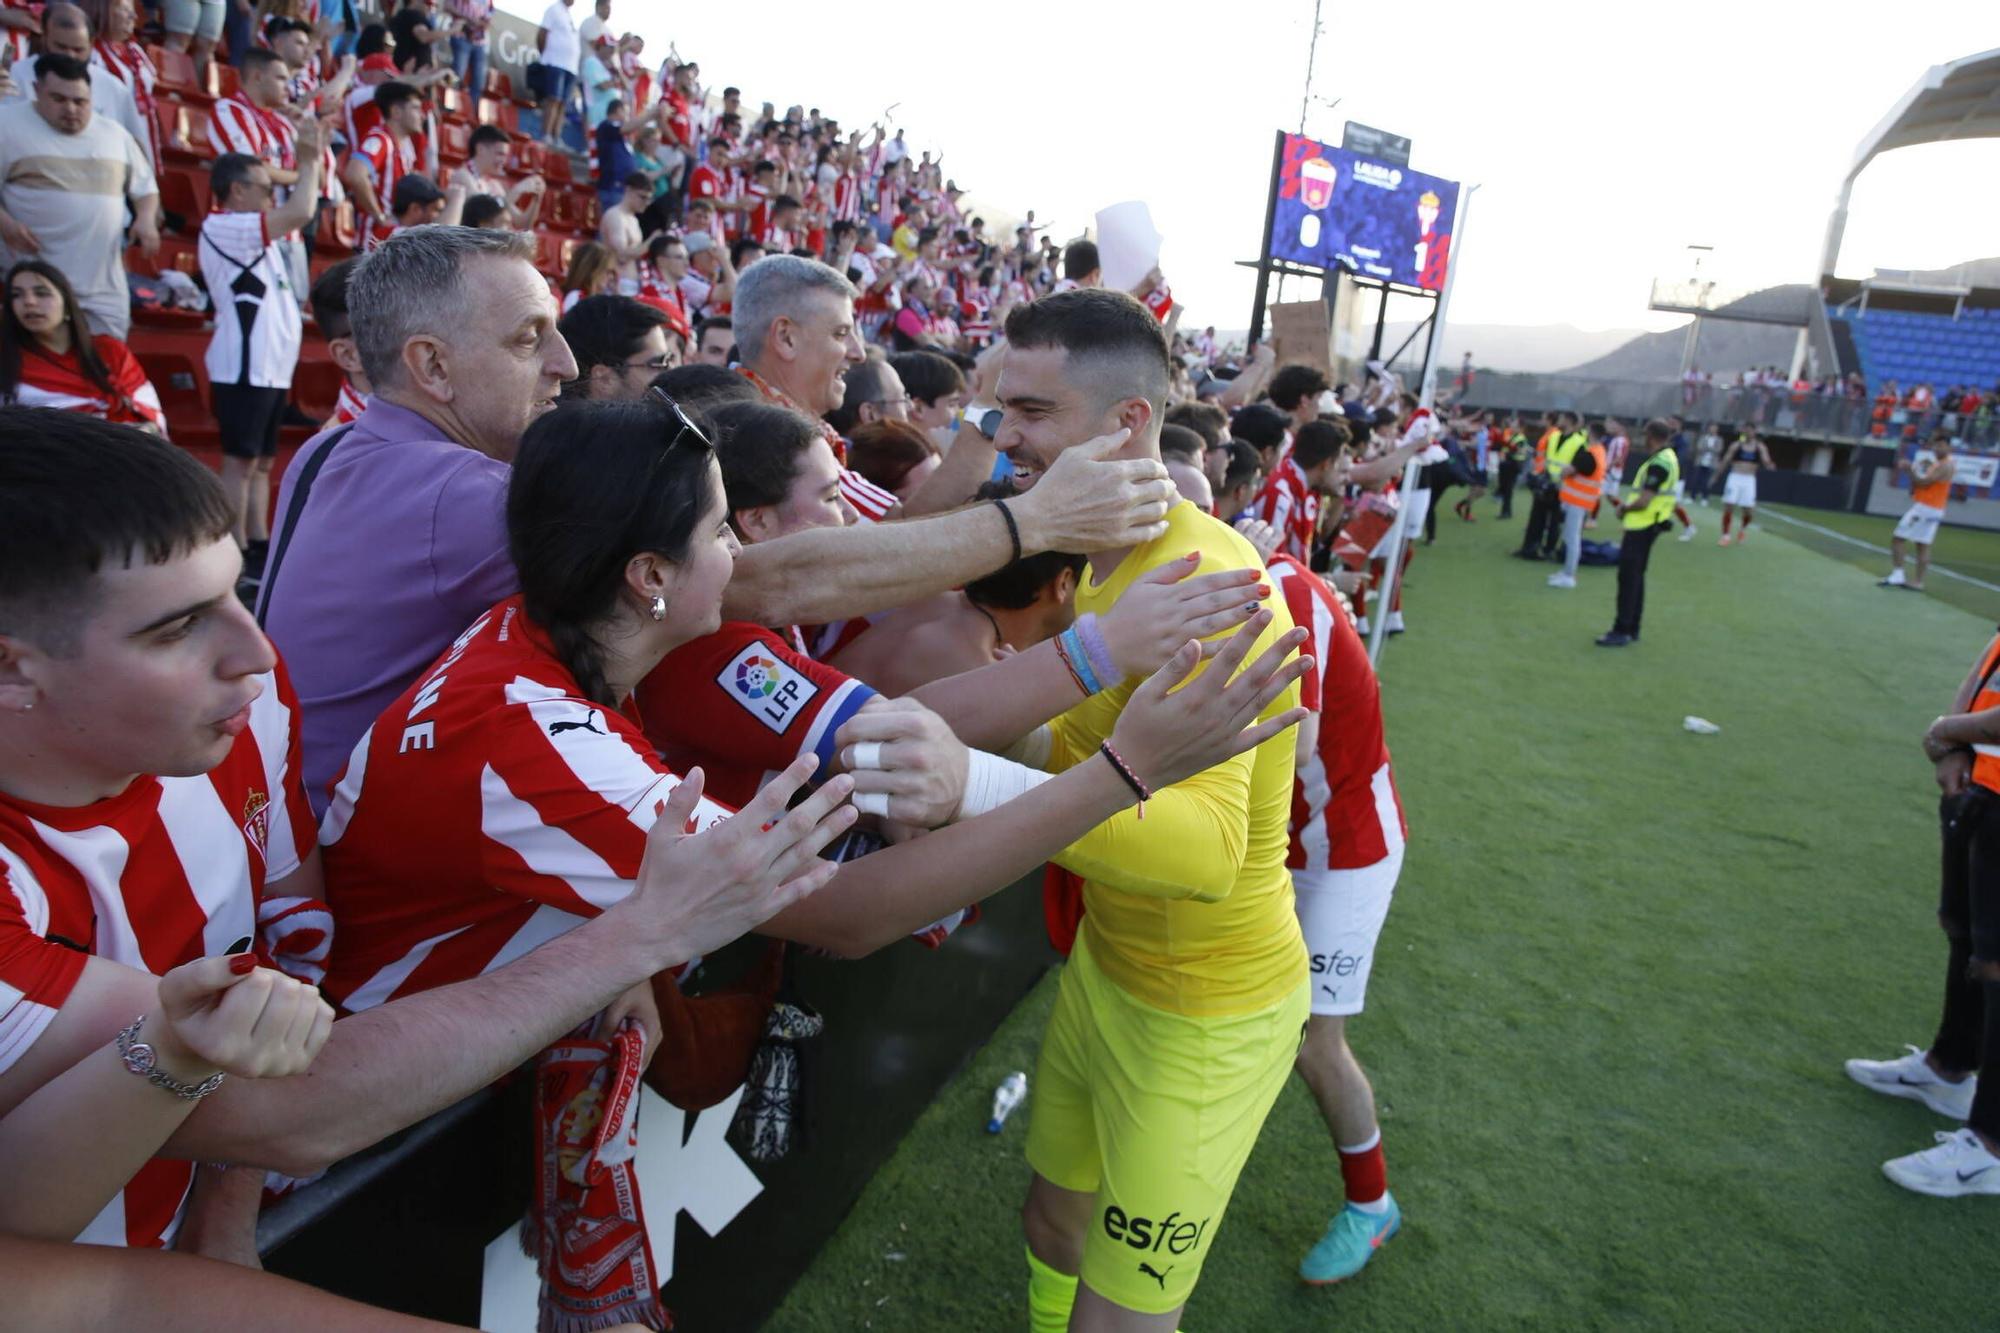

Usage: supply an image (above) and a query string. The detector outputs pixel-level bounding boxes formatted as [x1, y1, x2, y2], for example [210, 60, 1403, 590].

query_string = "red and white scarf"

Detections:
[527, 1023, 669, 1332]
[7, 340, 164, 431]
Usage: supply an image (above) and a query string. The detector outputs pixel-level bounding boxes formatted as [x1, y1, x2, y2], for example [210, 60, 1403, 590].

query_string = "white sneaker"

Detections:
[1882, 1128, 2000, 1197]
[1845, 1045, 1975, 1120]
[1356, 615, 1370, 636]
[1678, 524, 1697, 542]
[1384, 611, 1405, 635]
[1879, 569, 1908, 588]
[1546, 573, 1576, 588]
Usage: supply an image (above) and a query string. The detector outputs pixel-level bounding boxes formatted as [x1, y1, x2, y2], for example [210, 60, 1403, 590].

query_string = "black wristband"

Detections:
[993, 498, 1023, 564]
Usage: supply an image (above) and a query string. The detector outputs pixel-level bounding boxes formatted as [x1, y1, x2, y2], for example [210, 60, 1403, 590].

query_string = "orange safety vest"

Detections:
[1969, 632, 2000, 795]
[1532, 428, 1556, 475]
[1913, 455, 1952, 508]
[1560, 443, 1607, 509]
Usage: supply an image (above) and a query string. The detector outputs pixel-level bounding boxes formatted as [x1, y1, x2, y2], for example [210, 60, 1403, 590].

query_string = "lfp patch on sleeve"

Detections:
[718, 643, 819, 734]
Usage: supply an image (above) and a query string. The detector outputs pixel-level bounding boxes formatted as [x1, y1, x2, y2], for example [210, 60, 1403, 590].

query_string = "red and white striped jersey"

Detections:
[342, 82, 380, 153]
[685, 161, 724, 207]
[319, 599, 737, 1015]
[1253, 452, 1319, 563]
[841, 467, 897, 521]
[830, 170, 863, 224]
[353, 128, 416, 248]
[209, 91, 297, 173]
[635, 620, 878, 812]
[0, 664, 323, 1249]
[94, 40, 161, 166]
[1267, 555, 1405, 871]
[331, 378, 367, 426]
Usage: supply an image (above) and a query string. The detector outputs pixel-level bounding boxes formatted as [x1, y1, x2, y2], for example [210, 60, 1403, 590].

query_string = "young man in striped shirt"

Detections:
[0, 410, 838, 1254]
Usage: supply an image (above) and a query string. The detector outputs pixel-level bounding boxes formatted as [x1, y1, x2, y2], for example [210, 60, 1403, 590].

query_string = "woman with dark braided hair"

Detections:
[1, 260, 165, 434]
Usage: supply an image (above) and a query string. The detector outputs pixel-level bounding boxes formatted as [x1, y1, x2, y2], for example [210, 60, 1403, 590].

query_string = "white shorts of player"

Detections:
[1293, 847, 1403, 1018]
[1721, 473, 1758, 508]
[1894, 501, 1945, 546]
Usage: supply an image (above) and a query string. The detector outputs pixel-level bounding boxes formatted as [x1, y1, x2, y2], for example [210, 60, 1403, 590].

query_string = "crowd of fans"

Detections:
[0, 1, 1470, 1325]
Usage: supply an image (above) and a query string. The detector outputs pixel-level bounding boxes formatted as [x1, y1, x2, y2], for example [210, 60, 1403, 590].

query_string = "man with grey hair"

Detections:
[262, 226, 1186, 810]
[732, 253, 905, 520]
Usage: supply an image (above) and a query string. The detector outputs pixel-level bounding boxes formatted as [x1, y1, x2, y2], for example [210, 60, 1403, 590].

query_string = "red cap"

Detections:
[359, 52, 397, 74]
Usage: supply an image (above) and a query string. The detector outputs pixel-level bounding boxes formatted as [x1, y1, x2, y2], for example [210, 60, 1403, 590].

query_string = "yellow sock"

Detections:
[1026, 1244, 1079, 1333]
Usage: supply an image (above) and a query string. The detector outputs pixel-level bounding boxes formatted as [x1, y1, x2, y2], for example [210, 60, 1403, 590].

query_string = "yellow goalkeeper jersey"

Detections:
[1048, 501, 1308, 1017]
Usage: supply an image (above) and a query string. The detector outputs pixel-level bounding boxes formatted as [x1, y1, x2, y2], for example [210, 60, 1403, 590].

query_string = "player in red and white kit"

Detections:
[1267, 552, 1409, 1286]
[1251, 418, 1348, 564]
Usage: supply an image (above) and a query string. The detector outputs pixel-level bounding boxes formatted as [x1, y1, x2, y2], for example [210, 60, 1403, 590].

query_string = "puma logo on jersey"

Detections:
[1138, 1261, 1172, 1290]
[548, 714, 606, 737]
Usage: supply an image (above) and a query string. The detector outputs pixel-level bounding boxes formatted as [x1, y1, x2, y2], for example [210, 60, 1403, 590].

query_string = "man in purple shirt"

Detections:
[262, 227, 1184, 810]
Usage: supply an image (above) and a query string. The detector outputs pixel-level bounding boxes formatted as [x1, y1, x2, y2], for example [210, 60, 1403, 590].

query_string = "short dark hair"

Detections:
[694, 315, 733, 343]
[886, 350, 964, 409]
[730, 237, 765, 268]
[1002, 288, 1170, 413]
[1229, 403, 1288, 453]
[1268, 363, 1330, 412]
[374, 79, 421, 113]
[34, 53, 90, 83]
[966, 548, 1085, 612]
[460, 193, 508, 228]
[469, 123, 509, 152]
[558, 294, 668, 399]
[1062, 239, 1099, 281]
[708, 400, 821, 520]
[1292, 418, 1348, 469]
[0, 409, 233, 653]
[648, 362, 756, 423]
[209, 151, 265, 203]
[238, 46, 286, 77]
[1158, 424, 1203, 465]
[1220, 440, 1263, 495]
[308, 255, 361, 340]
[829, 358, 892, 435]
[623, 172, 652, 195]
[1166, 401, 1228, 448]
[772, 193, 800, 213]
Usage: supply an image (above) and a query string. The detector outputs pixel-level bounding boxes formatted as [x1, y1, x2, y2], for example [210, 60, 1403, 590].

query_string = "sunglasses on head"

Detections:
[649, 387, 716, 454]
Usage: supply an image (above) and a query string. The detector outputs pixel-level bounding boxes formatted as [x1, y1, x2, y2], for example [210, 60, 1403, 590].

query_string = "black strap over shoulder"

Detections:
[255, 424, 355, 627]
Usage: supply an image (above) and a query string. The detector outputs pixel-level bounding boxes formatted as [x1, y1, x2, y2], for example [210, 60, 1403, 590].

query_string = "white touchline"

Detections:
[1759, 508, 2000, 597]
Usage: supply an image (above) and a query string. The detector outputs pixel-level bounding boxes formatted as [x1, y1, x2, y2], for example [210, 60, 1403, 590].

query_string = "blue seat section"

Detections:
[1831, 306, 2000, 394]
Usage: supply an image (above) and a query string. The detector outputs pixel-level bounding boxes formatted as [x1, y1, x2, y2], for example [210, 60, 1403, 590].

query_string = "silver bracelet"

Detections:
[115, 1015, 226, 1102]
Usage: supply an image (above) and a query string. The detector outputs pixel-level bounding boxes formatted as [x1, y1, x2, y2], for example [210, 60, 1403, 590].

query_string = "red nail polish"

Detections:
[229, 953, 258, 975]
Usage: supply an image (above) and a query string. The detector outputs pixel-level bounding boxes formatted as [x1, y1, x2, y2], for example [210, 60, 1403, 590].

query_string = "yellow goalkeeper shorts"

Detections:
[1024, 927, 1309, 1314]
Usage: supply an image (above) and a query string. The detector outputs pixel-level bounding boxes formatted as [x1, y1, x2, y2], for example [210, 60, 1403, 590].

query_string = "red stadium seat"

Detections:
[439, 86, 472, 125]
[209, 63, 235, 100]
[484, 70, 513, 103]
[533, 230, 564, 275]
[508, 138, 543, 176]
[439, 120, 470, 165]
[149, 45, 202, 101]
[542, 153, 570, 186]
[477, 96, 506, 127]
[292, 346, 342, 423]
[158, 165, 210, 227]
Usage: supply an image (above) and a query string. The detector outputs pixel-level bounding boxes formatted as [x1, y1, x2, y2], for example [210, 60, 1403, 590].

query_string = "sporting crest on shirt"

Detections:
[717, 644, 816, 734]
[242, 789, 270, 867]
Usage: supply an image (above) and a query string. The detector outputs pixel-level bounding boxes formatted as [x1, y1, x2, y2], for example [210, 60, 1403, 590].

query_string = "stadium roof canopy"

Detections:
[1821, 47, 2000, 276]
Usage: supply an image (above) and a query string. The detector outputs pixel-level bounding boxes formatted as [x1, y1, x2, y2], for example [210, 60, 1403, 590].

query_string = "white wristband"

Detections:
[956, 749, 1054, 821]
[998, 724, 1053, 770]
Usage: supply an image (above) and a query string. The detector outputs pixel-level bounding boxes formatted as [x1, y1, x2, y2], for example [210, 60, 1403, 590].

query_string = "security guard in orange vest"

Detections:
[1548, 422, 1606, 589]
[1515, 410, 1577, 562]
[1597, 418, 1680, 647]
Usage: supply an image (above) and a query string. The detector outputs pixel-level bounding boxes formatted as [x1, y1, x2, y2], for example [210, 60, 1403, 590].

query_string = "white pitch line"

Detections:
[1759, 507, 2000, 596]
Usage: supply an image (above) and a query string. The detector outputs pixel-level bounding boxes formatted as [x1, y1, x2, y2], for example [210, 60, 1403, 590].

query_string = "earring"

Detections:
[648, 595, 668, 622]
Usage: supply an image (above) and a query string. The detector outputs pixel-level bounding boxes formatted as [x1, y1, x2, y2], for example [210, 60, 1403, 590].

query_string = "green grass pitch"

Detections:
[771, 498, 1996, 1331]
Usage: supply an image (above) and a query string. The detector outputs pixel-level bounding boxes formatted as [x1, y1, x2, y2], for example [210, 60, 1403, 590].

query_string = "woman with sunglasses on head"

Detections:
[319, 392, 1310, 1008]
[1, 260, 166, 435]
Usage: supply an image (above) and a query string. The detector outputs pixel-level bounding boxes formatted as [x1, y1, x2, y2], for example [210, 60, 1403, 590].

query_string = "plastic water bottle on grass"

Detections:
[987, 1071, 1027, 1133]
[1683, 716, 1721, 735]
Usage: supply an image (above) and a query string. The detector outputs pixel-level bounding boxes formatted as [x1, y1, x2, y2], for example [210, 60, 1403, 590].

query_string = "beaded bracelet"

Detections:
[1099, 741, 1151, 818]
[1073, 612, 1119, 686]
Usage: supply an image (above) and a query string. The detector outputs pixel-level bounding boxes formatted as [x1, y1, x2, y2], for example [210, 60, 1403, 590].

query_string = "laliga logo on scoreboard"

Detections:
[1354, 160, 1403, 190]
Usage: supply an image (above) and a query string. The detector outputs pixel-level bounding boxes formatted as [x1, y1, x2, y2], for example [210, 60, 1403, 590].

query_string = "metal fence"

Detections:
[1453, 372, 2000, 448]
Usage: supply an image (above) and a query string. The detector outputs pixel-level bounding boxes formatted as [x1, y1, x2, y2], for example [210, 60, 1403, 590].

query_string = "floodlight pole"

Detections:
[1368, 183, 1478, 667]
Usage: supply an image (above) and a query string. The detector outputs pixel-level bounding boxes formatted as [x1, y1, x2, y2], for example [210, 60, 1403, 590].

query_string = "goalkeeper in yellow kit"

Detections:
[991, 290, 1313, 1331]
